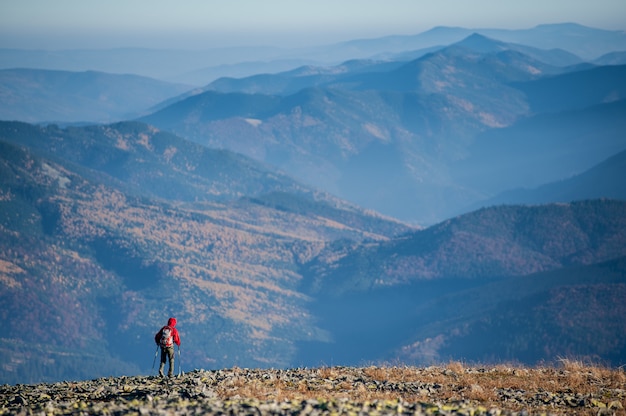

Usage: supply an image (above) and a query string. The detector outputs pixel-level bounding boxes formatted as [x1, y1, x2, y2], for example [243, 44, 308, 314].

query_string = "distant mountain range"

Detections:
[1, 23, 625, 85]
[0, 68, 191, 123]
[3, 33, 624, 224]
[1, 22, 626, 384]
[467, 149, 626, 209]
[454, 98, 626, 195]
[139, 34, 626, 223]
[322, 23, 626, 62]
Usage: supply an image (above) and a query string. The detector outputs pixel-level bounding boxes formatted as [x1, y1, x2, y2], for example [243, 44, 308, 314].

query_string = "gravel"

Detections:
[1, 366, 624, 415]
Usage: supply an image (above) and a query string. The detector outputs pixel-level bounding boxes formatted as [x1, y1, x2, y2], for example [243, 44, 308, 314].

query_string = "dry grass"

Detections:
[4, 361, 624, 415]
[213, 361, 626, 415]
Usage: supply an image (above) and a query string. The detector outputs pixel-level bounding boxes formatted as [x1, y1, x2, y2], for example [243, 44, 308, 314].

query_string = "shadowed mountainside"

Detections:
[453, 99, 626, 194]
[297, 201, 626, 367]
[470, 149, 626, 208]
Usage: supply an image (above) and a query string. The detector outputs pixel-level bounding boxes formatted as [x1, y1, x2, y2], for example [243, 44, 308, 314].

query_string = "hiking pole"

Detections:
[151, 345, 159, 375]
[177, 345, 183, 377]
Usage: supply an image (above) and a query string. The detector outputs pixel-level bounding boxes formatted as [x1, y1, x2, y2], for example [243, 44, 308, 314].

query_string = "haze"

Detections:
[1, 0, 625, 50]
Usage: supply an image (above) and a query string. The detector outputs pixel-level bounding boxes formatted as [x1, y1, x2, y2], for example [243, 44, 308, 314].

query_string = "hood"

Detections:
[167, 317, 177, 327]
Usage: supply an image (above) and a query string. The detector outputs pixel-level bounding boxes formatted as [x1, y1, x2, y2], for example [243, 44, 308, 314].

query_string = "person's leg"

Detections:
[159, 348, 166, 377]
[167, 347, 175, 377]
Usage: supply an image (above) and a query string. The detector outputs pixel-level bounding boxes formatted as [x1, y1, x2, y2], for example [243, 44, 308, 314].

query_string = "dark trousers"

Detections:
[159, 346, 175, 376]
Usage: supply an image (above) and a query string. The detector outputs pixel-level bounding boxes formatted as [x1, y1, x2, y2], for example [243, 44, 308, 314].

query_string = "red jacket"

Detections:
[155, 317, 181, 347]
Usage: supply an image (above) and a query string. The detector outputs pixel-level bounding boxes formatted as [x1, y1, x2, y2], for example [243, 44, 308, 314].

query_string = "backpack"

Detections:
[160, 326, 173, 348]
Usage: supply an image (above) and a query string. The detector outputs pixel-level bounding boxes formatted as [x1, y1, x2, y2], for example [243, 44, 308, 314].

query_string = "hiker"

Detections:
[154, 317, 181, 377]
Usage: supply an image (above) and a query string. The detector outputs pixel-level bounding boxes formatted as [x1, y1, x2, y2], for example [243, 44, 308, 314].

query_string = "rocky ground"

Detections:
[1, 362, 625, 415]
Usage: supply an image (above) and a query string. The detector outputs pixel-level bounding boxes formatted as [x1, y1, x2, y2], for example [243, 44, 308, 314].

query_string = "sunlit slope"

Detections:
[0, 122, 411, 384]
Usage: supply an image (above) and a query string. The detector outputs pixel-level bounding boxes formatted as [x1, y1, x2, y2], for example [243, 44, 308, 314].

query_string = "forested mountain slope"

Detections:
[0, 122, 410, 384]
[298, 201, 626, 367]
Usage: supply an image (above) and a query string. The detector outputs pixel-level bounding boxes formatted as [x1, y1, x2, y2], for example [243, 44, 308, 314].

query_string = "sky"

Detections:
[1, 0, 625, 50]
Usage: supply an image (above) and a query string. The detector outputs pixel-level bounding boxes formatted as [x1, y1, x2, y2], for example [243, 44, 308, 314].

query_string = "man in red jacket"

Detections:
[154, 317, 181, 377]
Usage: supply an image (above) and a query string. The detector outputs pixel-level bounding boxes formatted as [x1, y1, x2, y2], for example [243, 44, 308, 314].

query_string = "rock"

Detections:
[2, 366, 624, 415]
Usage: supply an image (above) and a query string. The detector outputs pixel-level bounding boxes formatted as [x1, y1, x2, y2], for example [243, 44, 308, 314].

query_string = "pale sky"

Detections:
[1, 0, 625, 50]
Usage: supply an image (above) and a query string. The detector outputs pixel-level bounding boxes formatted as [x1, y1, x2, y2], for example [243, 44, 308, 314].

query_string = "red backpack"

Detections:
[159, 326, 173, 348]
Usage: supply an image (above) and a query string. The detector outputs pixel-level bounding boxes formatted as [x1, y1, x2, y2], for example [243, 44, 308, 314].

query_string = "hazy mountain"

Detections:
[0, 121, 411, 384]
[2, 23, 623, 86]
[475, 23, 626, 60]
[140, 39, 624, 224]
[171, 58, 323, 87]
[513, 64, 626, 114]
[344, 43, 560, 94]
[142, 84, 491, 223]
[299, 23, 626, 63]
[454, 99, 626, 194]
[452, 33, 584, 67]
[0, 46, 293, 85]
[202, 59, 408, 96]
[0, 68, 192, 123]
[197, 34, 567, 97]
[473, 149, 626, 208]
[593, 51, 626, 66]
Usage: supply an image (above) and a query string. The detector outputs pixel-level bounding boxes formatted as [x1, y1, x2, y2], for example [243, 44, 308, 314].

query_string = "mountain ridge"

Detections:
[471, 149, 626, 208]
[455, 98, 626, 194]
[0, 68, 192, 123]
[141, 42, 626, 223]
[1, 23, 623, 85]
[302, 199, 626, 296]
